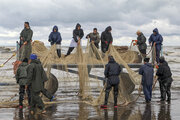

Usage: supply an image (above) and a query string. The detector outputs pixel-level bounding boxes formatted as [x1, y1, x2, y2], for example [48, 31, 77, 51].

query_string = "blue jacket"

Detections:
[139, 63, 154, 86]
[48, 26, 62, 45]
[148, 28, 163, 45]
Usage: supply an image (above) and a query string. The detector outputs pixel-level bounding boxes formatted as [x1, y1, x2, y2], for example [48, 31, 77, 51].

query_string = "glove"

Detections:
[105, 41, 108, 44]
[133, 43, 137, 46]
[110, 41, 112, 44]
[155, 65, 159, 69]
[134, 40, 138, 43]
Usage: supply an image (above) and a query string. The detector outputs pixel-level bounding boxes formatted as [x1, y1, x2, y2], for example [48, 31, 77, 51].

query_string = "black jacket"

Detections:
[137, 33, 147, 50]
[156, 61, 173, 82]
[101, 26, 113, 48]
[104, 57, 122, 85]
[73, 23, 84, 42]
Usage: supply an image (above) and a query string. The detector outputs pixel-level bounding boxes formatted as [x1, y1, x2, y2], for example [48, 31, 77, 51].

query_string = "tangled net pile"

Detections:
[31, 40, 143, 106]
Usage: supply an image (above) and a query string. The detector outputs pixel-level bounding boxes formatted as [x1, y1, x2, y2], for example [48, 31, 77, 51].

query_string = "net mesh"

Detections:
[31, 40, 142, 106]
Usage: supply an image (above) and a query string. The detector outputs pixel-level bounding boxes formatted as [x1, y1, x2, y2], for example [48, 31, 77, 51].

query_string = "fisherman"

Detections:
[101, 26, 113, 53]
[19, 22, 33, 61]
[149, 28, 163, 63]
[86, 28, 100, 59]
[48, 25, 62, 58]
[101, 55, 122, 108]
[65, 23, 84, 57]
[26, 54, 54, 114]
[156, 57, 173, 102]
[135, 30, 147, 58]
[15, 58, 31, 109]
[139, 58, 154, 103]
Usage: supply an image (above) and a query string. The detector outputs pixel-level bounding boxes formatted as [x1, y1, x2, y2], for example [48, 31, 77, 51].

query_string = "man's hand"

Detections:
[154, 42, 156, 46]
[77, 40, 80, 45]
[20, 37, 23, 41]
[24, 41, 27, 45]
[25, 85, 28, 90]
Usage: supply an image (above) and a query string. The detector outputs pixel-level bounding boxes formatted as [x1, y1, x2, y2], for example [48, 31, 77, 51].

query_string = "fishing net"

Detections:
[30, 40, 143, 106]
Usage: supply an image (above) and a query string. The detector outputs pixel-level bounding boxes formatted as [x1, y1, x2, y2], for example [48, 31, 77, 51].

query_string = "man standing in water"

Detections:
[101, 26, 113, 53]
[26, 54, 54, 114]
[101, 55, 122, 108]
[48, 25, 62, 58]
[156, 57, 173, 102]
[65, 23, 84, 57]
[136, 30, 147, 58]
[19, 22, 33, 61]
[139, 58, 154, 103]
[149, 28, 163, 63]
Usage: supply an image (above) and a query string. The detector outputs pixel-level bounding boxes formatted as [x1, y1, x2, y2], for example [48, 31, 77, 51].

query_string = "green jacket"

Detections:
[137, 33, 147, 50]
[86, 32, 100, 48]
[15, 62, 29, 86]
[27, 59, 48, 92]
[20, 27, 33, 43]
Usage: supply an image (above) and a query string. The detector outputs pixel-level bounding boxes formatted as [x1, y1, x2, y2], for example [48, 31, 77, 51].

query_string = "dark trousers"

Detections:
[139, 49, 146, 58]
[159, 81, 164, 100]
[19, 85, 31, 106]
[143, 84, 152, 102]
[160, 79, 172, 101]
[57, 49, 61, 58]
[66, 47, 75, 56]
[155, 45, 161, 63]
[104, 82, 119, 106]
[30, 91, 44, 111]
[101, 44, 109, 53]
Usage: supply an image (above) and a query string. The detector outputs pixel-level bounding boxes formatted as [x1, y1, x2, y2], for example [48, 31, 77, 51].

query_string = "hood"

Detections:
[153, 28, 159, 34]
[145, 63, 153, 67]
[20, 62, 28, 66]
[75, 23, 81, 29]
[109, 57, 115, 63]
[31, 59, 41, 64]
[53, 26, 58, 32]
[162, 61, 168, 66]
[105, 26, 112, 32]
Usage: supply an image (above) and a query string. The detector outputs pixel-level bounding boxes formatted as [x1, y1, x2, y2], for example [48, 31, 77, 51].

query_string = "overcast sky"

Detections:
[0, 0, 179, 46]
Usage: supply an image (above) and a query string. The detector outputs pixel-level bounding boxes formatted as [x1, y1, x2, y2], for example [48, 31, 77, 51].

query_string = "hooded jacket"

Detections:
[101, 26, 113, 46]
[148, 28, 163, 45]
[48, 26, 62, 45]
[104, 57, 122, 85]
[156, 61, 173, 81]
[137, 32, 147, 50]
[27, 59, 48, 92]
[139, 63, 154, 86]
[15, 62, 29, 85]
[73, 23, 84, 42]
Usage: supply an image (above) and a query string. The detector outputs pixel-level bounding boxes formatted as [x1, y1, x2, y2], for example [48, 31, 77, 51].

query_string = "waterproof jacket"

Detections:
[156, 61, 173, 82]
[148, 28, 163, 46]
[48, 26, 62, 45]
[15, 62, 29, 86]
[20, 27, 33, 43]
[139, 63, 154, 86]
[27, 59, 48, 92]
[101, 26, 113, 48]
[73, 23, 84, 42]
[137, 33, 147, 50]
[104, 58, 122, 85]
[86, 32, 100, 48]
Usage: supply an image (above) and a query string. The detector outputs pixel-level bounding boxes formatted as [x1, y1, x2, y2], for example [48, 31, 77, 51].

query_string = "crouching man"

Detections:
[156, 57, 173, 102]
[101, 55, 122, 108]
[15, 58, 31, 109]
[139, 58, 154, 103]
[26, 54, 54, 114]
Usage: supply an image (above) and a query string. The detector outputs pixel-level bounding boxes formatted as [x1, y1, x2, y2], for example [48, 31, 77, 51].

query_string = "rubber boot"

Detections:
[57, 49, 61, 58]
[65, 47, 74, 57]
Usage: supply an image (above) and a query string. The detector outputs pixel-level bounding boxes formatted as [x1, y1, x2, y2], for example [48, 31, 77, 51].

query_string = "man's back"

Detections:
[139, 63, 154, 86]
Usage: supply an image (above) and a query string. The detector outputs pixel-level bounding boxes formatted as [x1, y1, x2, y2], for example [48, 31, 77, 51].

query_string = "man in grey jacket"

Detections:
[136, 30, 147, 58]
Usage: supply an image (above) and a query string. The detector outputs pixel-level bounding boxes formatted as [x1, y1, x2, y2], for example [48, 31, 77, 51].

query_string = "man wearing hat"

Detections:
[139, 58, 154, 103]
[26, 54, 54, 114]
[19, 22, 33, 61]
[156, 57, 173, 102]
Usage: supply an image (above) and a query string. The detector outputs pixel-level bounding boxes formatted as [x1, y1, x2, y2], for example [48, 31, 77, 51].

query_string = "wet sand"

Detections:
[0, 46, 180, 120]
